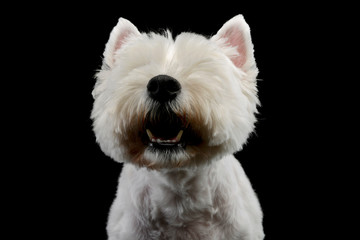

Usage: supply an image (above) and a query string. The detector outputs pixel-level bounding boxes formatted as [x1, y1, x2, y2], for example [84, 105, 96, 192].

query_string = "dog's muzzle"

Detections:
[144, 106, 187, 149]
[141, 75, 201, 151]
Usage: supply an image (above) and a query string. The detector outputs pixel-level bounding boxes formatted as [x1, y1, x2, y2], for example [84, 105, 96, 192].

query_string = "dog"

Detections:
[91, 14, 264, 240]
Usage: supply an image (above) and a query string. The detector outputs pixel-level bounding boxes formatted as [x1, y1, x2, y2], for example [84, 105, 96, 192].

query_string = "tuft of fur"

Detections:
[92, 15, 264, 240]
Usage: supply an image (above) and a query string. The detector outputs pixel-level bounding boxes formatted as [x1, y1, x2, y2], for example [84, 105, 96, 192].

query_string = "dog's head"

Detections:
[91, 15, 259, 169]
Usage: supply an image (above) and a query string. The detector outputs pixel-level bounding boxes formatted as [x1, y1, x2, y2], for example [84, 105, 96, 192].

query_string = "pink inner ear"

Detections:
[223, 28, 247, 68]
[114, 29, 132, 52]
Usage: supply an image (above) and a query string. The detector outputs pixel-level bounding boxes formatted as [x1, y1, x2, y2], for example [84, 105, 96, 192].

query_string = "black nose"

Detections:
[147, 75, 181, 102]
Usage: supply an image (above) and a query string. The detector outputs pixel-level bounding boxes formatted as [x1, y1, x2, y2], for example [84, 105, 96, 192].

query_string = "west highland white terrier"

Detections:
[92, 15, 264, 240]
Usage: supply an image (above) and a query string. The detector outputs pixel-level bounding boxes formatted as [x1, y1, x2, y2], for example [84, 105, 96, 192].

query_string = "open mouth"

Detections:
[143, 112, 187, 150]
[146, 129, 184, 147]
[141, 107, 201, 150]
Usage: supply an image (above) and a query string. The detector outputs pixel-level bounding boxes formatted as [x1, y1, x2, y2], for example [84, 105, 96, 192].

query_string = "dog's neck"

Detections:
[141, 164, 218, 201]
[154, 165, 212, 186]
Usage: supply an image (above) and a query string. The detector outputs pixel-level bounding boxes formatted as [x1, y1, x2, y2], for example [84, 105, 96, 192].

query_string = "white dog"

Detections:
[92, 15, 264, 240]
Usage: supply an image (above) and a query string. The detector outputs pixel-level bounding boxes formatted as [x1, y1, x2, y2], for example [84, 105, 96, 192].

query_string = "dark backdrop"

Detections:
[13, 2, 335, 240]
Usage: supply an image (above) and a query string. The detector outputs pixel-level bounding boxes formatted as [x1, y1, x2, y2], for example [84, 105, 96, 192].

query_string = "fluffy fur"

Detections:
[92, 15, 264, 240]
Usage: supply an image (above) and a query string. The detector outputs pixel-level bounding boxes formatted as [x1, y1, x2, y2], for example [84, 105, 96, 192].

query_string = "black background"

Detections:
[9, 2, 342, 240]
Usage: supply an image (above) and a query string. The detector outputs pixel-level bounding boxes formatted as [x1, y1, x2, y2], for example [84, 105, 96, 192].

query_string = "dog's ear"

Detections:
[103, 18, 141, 68]
[211, 15, 256, 73]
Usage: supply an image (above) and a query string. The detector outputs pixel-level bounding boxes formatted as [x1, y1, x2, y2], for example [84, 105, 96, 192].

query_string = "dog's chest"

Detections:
[137, 171, 224, 239]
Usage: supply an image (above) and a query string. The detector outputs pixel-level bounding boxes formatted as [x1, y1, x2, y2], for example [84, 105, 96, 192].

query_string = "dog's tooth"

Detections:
[175, 130, 184, 142]
[146, 129, 153, 140]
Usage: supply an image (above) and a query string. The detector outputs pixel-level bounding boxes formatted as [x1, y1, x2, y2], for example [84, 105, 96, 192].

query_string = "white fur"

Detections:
[92, 15, 264, 239]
